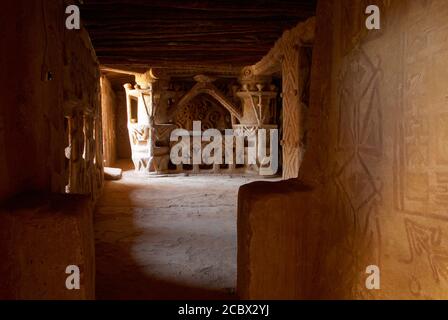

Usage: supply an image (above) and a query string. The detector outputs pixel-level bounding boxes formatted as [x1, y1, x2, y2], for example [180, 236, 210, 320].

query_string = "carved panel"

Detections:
[395, 3, 448, 221]
[174, 95, 231, 131]
[303, 0, 448, 299]
[312, 45, 383, 298]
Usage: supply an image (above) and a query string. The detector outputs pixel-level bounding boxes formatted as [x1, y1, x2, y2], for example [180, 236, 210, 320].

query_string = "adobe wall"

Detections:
[0, 0, 102, 201]
[0, 0, 101, 299]
[300, 0, 448, 299]
[0, 194, 95, 299]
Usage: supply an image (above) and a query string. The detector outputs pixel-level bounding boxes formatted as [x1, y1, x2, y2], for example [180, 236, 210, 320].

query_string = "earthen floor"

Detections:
[95, 160, 275, 299]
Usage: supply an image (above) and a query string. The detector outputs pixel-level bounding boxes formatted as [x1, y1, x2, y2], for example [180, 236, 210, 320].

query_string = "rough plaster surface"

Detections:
[95, 161, 277, 299]
[0, 194, 95, 300]
[238, 0, 448, 299]
[302, 0, 448, 299]
[0, 0, 101, 299]
[238, 180, 313, 299]
[0, 0, 102, 200]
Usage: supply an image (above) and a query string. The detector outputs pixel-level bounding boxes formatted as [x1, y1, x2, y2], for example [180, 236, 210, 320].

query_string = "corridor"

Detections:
[95, 161, 270, 299]
[3, 0, 448, 302]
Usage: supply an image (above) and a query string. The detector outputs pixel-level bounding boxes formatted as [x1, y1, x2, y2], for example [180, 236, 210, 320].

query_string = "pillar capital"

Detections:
[239, 66, 272, 90]
[135, 68, 158, 89]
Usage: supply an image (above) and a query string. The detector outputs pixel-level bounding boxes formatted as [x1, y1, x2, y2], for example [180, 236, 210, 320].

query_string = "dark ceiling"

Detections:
[81, 0, 317, 74]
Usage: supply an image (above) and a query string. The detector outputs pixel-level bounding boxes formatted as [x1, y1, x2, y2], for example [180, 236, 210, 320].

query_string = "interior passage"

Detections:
[95, 161, 269, 299]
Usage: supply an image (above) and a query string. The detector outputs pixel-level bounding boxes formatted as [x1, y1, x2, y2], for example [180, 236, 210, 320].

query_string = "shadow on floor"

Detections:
[95, 160, 237, 300]
[96, 239, 235, 300]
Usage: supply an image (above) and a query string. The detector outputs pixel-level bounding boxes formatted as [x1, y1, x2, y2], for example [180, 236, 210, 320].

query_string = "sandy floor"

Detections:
[95, 160, 271, 299]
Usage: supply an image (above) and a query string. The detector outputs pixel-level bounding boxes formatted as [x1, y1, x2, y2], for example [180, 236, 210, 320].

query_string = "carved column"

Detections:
[238, 18, 316, 179]
[124, 69, 156, 173]
[124, 69, 175, 174]
[235, 70, 278, 175]
[63, 100, 102, 196]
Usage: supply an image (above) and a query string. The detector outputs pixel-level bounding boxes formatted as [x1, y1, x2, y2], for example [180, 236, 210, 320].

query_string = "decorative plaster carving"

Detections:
[174, 75, 243, 121]
[240, 17, 316, 180]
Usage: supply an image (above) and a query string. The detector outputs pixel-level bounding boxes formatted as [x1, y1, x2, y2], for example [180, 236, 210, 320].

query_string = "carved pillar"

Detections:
[238, 18, 316, 179]
[124, 69, 155, 173]
[124, 69, 175, 174]
[235, 71, 278, 175]
[280, 34, 301, 180]
[236, 73, 277, 126]
[64, 101, 102, 196]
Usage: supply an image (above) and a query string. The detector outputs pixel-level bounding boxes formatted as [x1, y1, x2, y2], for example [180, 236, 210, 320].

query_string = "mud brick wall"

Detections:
[0, 0, 101, 299]
[299, 0, 448, 299]
[0, 0, 102, 201]
[238, 0, 448, 300]
[0, 194, 95, 300]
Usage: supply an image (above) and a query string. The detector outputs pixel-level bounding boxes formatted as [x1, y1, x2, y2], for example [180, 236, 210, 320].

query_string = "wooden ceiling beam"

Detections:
[81, 0, 316, 72]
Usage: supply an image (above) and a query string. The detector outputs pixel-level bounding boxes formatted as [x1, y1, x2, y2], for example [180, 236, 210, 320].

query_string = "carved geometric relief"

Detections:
[174, 95, 231, 131]
[403, 218, 448, 284]
[330, 45, 383, 295]
[434, 173, 448, 207]
[359, 84, 383, 158]
[339, 0, 391, 56]
[395, 13, 448, 221]
[335, 154, 377, 212]
[337, 48, 382, 158]
[337, 90, 356, 152]
[314, 0, 448, 299]
[321, 183, 381, 298]
[436, 114, 448, 165]
[335, 47, 382, 214]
